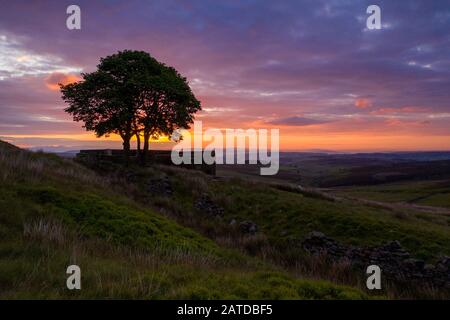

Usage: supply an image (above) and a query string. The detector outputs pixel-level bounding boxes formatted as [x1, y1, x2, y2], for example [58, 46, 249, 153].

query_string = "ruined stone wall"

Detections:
[76, 149, 216, 175]
[302, 231, 450, 289]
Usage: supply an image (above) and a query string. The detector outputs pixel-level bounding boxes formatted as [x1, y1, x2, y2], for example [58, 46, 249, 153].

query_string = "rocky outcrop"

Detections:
[194, 194, 224, 217]
[146, 177, 173, 196]
[302, 231, 450, 289]
[239, 221, 258, 235]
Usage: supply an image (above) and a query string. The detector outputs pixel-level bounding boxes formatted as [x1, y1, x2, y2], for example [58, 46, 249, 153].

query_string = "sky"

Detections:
[0, 0, 450, 152]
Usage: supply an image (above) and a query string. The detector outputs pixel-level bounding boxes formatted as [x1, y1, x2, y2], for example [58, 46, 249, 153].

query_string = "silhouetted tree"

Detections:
[138, 65, 201, 164]
[61, 50, 201, 165]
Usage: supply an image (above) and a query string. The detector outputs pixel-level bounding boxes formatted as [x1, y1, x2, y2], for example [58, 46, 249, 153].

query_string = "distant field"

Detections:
[330, 179, 450, 209]
[217, 152, 450, 188]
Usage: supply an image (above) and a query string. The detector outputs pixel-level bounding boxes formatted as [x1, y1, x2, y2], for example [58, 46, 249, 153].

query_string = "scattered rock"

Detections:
[403, 258, 425, 270]
[239, 221, 258, 235]
[424, 264, 435, 272]
[229, 219, 237, 226]
[194, 193, 224, 217]
[146, 176, 173, 196]
[436, 256, 450, 271]
[124, 171, 139, 183]
[302, 231, 347, 259]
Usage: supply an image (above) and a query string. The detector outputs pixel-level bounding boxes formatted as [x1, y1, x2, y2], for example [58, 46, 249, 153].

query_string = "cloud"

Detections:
[0, 75, 78, 135]
[370, 106, 430, 115]
[45, 73, 81, 91]
[0, 34, 82, 80]
[355, 98, 372, 109]
[0, 0, 450, 150]
[267, 116, 329, 127]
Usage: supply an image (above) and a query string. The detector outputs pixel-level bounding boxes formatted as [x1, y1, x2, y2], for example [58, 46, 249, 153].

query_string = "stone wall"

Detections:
[76, 149, 216, 175]
[302, 231, 450, 289]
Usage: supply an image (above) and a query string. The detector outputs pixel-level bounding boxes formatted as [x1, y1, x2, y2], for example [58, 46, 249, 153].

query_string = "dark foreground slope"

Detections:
[0, 140, 366, 299]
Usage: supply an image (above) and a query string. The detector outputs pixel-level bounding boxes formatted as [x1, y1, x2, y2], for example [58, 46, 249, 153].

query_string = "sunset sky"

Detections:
[1, 0, 450, 152]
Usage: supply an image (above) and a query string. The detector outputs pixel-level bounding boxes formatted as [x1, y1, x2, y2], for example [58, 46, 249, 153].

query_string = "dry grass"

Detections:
[159, 164, 210, 196]
[23, 218, 69, 246]
[0, 143, 107, 188]
[22, 216, 222, 272]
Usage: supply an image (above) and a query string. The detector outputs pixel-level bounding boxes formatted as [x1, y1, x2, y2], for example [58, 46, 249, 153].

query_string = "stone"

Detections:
[239, 221, 258, 235]
[403, 258, 425, 270]
[301, 231, 450, 289]
[146, 176, 173, 196]
[436, 256, 450, 270]
[423, 264, 435, 272]
[194, 193, 224, 217]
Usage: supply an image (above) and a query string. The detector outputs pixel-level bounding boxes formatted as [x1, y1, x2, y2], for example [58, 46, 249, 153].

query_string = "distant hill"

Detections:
[219, 151, 450, 188]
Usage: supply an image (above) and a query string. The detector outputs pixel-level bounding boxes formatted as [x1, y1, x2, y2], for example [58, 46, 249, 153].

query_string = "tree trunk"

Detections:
[123, 137, 131, 167]
[141, 131, 151, 166]
[136, 132, 141, 154]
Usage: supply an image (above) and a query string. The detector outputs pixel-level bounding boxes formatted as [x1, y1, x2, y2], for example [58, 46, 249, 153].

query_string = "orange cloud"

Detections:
[45, 73, 81, 91]
[280, 134, 450, 151]
[355, 98, 371, 109]
[371, 106, 430, 115]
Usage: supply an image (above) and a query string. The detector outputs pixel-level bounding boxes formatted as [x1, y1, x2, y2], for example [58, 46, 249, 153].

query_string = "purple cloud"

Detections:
[267, 116, 330, 127]
[0, 0, 449, 150]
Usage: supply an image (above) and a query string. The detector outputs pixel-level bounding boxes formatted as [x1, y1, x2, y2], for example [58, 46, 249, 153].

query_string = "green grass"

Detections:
[204, 180, 450, 261]
[15, 185, 220, 255]
[0, 140, 368, 299]
[0, 238, 365, 299]
[150, 166, 450, 262]
[3, 139, 450, 298]
[331, 180, 450, 209]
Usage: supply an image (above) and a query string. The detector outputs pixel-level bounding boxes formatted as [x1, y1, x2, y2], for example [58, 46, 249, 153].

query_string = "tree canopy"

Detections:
[61, 50, 201, 164]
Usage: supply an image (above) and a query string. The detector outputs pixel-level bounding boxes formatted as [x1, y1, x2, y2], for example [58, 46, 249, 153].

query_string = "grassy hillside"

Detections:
[0, 140, 367, 299]
[130, 165, 450, 262]
[2, 140, 450, 299]
[331, 180, 450, 209]
[212, 182, 450, 260]
[80, 155, 450, 298]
